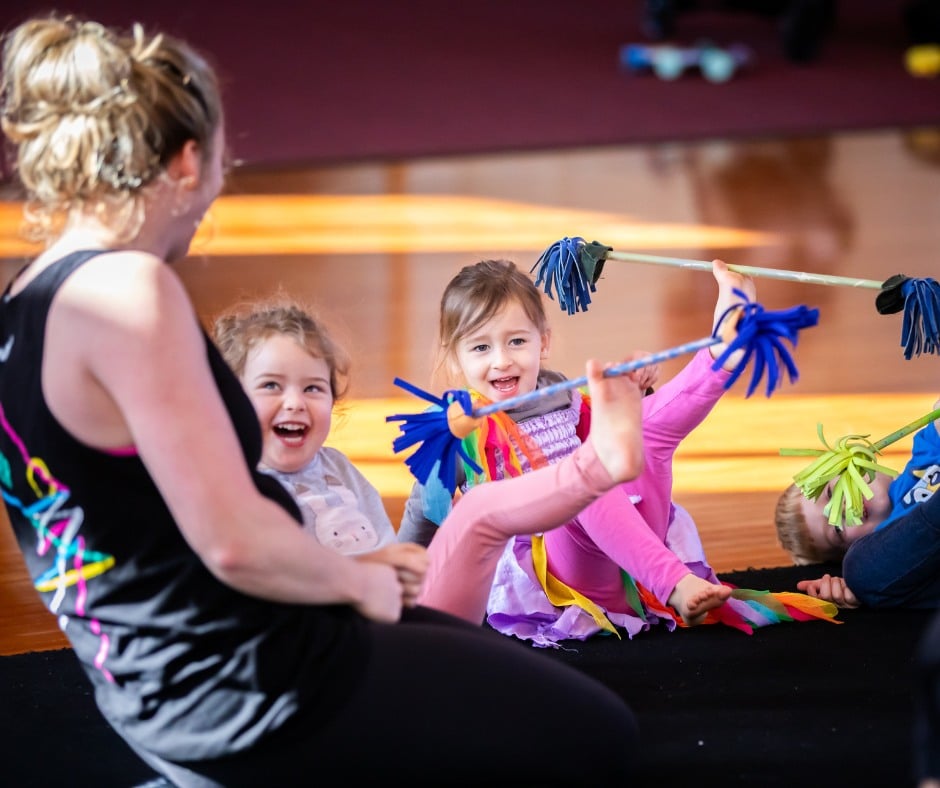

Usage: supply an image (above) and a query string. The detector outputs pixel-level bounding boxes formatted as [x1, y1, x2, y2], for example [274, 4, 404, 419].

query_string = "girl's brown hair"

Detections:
[435, 259, 549, 388]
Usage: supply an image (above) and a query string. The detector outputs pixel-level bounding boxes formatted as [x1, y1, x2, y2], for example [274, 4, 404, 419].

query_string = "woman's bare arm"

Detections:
[44, 252, 404, 620]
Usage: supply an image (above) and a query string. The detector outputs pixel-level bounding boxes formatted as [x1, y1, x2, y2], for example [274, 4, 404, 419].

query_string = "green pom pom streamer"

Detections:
[781, 407, 940, 528]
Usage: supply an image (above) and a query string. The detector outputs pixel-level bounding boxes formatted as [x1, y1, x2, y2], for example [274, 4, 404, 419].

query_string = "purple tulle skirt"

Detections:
[485, 503, 718, 648]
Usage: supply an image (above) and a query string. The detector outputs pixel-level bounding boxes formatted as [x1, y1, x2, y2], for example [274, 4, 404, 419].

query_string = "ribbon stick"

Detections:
[389, 295, 819, 492]
[532, 236, 939, 359]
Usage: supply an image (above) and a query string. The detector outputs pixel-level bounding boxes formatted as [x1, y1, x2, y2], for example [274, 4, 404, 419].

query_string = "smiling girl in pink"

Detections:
[398, 258, 757, 646]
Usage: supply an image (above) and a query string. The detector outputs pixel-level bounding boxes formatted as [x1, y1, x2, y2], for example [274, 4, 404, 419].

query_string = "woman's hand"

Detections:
[358, 543, 429, 608]
[350, 562, 407, 622]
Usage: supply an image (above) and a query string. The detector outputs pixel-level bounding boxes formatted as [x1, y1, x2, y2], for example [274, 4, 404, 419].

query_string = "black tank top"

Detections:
[0, 251, 369, 760]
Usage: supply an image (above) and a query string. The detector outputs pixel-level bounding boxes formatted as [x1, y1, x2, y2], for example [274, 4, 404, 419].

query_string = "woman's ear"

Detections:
[165, 140, 202, 189]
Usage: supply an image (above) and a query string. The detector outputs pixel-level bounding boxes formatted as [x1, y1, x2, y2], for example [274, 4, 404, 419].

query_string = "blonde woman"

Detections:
[0, 15, 647, 785]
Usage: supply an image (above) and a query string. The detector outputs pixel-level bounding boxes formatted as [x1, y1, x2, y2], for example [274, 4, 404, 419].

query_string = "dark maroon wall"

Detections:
[1, 1, 931, 169]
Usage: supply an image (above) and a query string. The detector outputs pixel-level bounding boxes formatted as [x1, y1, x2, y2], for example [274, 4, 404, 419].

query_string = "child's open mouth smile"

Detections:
[273, 421, 309, 446]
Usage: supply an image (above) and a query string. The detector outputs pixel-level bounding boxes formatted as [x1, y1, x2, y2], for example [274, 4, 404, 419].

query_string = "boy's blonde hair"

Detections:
[774, 483, 844, 565]
[212, 297, 350, 403]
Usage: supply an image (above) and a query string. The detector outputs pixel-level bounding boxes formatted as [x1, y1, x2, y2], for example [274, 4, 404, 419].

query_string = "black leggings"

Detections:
[915, 608, 940, 782]
[132, 606, 639, 787]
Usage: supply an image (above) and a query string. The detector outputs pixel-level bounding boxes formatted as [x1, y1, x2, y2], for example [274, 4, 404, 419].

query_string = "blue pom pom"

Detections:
[711, 292, 819, 397]
[531, 236, 595, 315]
[386, 380, 482, 493]
[899, 277, 940, 359]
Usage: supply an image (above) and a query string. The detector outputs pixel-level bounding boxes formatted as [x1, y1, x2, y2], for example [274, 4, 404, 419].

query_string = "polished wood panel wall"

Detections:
[1, 127, 938, 655]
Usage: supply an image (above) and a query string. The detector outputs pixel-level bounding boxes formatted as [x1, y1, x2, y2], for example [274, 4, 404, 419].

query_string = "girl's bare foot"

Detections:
[668, 574, 732, 626]
[584, 357, 644, 484]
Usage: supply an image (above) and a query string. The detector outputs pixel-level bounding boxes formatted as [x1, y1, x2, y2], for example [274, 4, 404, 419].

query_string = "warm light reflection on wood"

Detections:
[329, 392, 925, 498]
[0, 194, 776, 258]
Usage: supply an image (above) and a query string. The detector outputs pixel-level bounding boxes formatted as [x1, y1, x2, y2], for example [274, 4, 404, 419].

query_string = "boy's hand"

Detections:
[796, 573, 860, 608]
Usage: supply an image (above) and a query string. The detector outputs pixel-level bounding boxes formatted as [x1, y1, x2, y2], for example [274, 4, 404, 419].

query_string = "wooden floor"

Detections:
[1, 126, 939, 655]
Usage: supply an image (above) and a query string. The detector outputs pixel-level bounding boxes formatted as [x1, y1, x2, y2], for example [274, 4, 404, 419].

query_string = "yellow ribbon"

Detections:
[531, 534, 620, 637]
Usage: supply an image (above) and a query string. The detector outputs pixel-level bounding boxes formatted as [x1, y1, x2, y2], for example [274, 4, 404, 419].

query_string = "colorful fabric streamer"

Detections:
[633, 581, 841, 635]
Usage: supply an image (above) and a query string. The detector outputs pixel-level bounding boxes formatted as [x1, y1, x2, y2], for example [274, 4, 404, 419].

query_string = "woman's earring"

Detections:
[170, 177, 195, 218]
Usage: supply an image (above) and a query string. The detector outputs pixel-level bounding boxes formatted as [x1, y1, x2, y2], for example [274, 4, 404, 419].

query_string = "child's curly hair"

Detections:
[212, 296, 350, 404]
